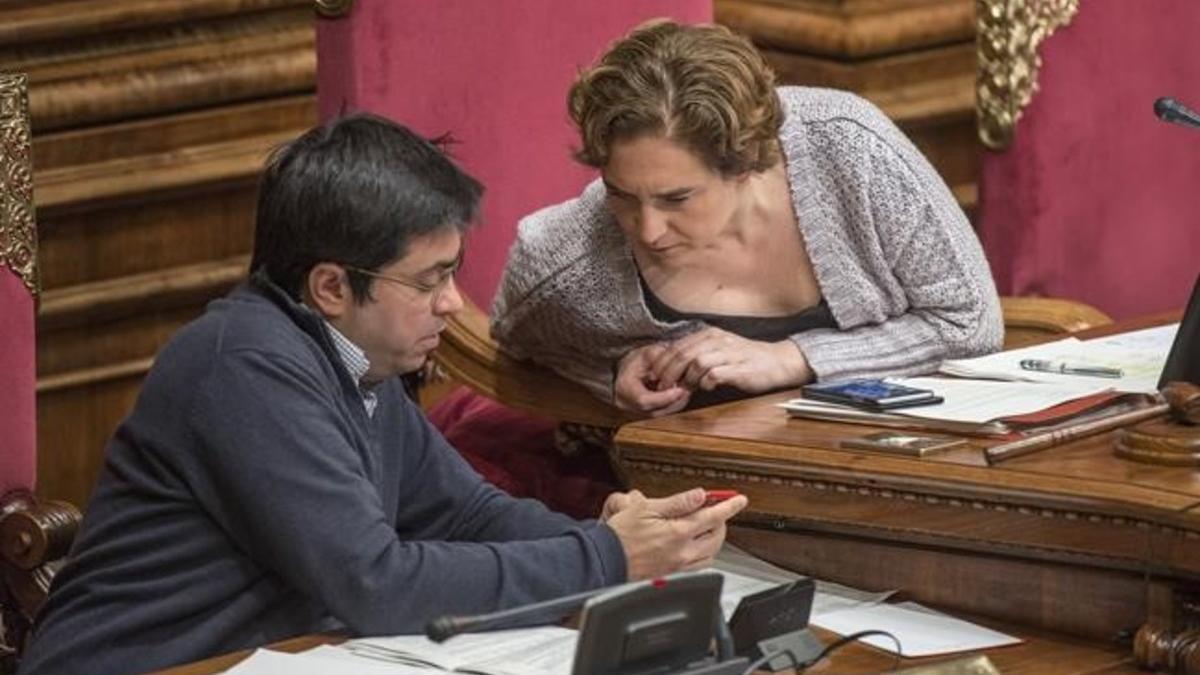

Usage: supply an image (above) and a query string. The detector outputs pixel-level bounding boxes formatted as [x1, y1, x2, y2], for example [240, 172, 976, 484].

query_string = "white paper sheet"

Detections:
[1084, 323, 1179, 353]
[222, 648, 426, 674]
[939, 324, 1179, 395]
[712, 546, 894, 619]
[811, 601, 1021, 657]
[346, 626, 577, 675]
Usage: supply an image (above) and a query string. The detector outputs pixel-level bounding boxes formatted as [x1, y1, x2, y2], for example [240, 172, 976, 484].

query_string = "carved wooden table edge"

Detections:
[613, 427, 1200, 518]
[612, 435, 1200, 572]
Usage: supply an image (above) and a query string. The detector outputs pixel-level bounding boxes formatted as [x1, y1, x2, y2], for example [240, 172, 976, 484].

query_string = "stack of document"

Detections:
[782, 324, 1177, 437]
[333, 627, 577, 675]
[780, 376, 1135, 437]
[939, 324, 1178, 395]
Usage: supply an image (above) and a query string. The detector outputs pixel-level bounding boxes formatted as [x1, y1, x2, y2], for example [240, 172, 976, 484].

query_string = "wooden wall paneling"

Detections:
[37, 375, 151, 517]
[5, 2, 314, 132]
[32, 95, 315, 171]
[0, 0, 306, 47]
[716, 0, 975, 59]
[716, 0, 980, 217]
[0, 0, 318, 508]
[39, 255, 250, 334]
[37, 185, 259, 296]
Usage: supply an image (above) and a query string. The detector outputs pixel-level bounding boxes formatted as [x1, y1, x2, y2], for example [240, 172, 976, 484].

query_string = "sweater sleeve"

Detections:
[185, 350, 626, 636]
[387, 388, 607, 544]
[790, 118, 1003, 382]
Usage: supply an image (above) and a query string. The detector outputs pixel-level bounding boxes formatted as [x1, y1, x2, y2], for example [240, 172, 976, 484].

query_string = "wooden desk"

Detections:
[611, 318, 1200, 673]
[151, 623, 1140, 675]
[150, 316, 1186, 675]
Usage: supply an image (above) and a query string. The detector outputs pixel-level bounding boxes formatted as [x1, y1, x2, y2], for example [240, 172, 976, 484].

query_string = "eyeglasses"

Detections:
[344, 257, 461, 298]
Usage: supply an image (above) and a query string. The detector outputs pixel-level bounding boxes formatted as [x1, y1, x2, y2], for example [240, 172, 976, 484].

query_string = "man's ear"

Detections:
[304, 262, 352, 319]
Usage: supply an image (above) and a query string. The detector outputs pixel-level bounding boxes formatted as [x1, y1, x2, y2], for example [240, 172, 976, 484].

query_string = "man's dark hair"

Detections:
[250, 113, 483, 302]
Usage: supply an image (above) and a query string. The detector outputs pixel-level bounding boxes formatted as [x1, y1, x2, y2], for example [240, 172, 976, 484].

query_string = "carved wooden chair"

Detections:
[0, 73, 80, 672]
[998, 295, 1113, 350]
[434, 293, 1113, 428]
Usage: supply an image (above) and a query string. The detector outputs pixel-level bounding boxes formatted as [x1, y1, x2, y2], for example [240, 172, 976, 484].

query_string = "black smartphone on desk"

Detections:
[801, 379, 943, 411]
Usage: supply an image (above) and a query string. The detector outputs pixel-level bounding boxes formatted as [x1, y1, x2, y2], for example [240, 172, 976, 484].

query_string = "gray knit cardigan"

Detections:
[491, 86, 1003, 402]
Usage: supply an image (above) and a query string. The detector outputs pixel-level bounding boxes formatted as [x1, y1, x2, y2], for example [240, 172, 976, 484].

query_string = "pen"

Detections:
[984, 403, 1168, 464]
[1019, 359, 1124, 379]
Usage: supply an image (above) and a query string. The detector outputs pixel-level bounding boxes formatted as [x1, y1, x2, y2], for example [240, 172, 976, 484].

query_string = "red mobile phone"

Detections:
[703, 489, 741, 506]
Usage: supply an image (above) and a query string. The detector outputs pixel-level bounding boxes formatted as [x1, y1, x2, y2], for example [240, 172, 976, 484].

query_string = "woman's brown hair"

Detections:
[568, 19, 783, 177]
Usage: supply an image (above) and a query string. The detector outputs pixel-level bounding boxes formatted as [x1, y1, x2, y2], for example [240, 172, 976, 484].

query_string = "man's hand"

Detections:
[603, 487, 749, 580]
[613, 344, 691, 416]
[649, 328, 813, 395]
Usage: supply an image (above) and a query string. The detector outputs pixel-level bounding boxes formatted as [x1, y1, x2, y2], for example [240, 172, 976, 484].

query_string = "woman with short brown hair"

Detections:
[493, 19, 1002, 414]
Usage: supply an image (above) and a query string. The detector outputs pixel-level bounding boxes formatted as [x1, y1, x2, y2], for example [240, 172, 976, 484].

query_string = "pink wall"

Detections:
[317, 0, 712, 307]
[0, 270, 36, 495]
[978, 0, 1200, 319]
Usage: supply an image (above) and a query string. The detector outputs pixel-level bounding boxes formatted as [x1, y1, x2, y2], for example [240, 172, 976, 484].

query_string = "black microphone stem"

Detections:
[426, 586, 607, 643]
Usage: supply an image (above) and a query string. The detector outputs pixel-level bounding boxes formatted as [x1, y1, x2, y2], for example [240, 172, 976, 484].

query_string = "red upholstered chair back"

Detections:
[0, 276, 36, 501]
[0, 74, 38, 504]
[316, 0, 712, 308]
[977, 0, 1200, 320]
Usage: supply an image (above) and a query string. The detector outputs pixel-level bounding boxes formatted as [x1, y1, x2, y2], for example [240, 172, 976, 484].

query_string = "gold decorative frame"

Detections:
[313, 0, 354, 18]
[0, 73, 38, 301]
[976, 0, 1081, 150]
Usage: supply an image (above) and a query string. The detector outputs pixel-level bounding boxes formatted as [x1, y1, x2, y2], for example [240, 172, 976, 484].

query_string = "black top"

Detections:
[639, 276, 838, 408]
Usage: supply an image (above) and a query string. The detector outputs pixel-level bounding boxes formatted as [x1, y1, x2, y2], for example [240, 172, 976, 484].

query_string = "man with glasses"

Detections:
[20, 115, 747, 675]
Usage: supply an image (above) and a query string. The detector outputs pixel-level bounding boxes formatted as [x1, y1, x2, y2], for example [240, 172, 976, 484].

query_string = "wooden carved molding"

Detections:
[0, 73, 38, 301]
[1, 490, 80, 667]
[313, 0, 353, 18]
[976, 0, 1081, 150]
[617, 456, 1200, 554]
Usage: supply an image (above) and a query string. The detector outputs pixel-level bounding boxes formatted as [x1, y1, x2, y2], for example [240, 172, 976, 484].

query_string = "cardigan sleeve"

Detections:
[491, 193, 632, 404]
[789, 118, 1003, 382]
[491, 258, 618, 402]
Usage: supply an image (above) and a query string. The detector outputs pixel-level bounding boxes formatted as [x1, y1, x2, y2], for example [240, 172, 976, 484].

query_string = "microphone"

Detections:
[427, 572, 749, 675]
[426, 586, 607, 642]
[1154, 96, 1200, 129]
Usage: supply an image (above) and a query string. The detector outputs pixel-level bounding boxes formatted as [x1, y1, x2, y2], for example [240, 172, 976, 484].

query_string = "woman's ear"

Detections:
[304, 262, 352, 319]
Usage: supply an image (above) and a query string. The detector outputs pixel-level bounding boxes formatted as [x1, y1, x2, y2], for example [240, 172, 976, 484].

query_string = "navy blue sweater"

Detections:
[20, 279, 625, 675]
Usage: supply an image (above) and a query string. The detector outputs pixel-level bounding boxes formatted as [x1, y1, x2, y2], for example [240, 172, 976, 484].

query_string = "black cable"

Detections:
[741, 647, 799, 674]
[713, 608, 736, 662]
[739, 629, 903, 673]
[797, 630, 902, 671]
